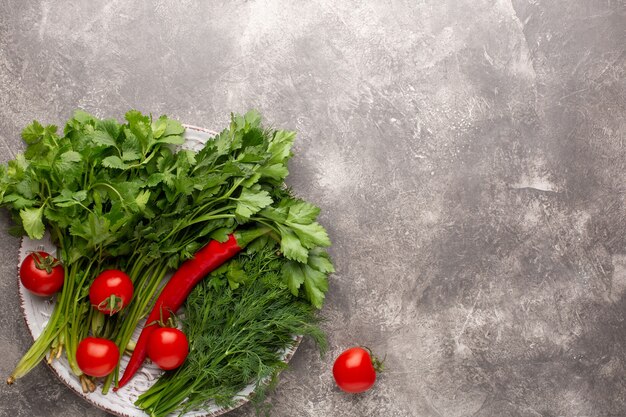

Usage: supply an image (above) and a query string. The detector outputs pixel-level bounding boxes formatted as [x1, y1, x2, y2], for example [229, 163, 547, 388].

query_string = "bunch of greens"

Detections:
[3, 111, 188, 385]
[135, 244, 326, 417]
[1, 110, 333, 394]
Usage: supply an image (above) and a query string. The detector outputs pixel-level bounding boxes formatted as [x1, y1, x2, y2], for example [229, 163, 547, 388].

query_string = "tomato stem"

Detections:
[148, 307, 179, 329]
[96, 294, 125, 315]
[30, 251, 62, 273]
[362, 346, 385, 373]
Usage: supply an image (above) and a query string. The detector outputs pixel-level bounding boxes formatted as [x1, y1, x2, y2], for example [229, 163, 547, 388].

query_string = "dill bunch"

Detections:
[135, 244, 327, 417]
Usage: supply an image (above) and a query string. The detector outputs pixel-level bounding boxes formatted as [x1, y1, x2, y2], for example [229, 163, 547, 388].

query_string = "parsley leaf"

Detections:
[89, 130, 118, 148]
[302, 264, 329, 309]
[258, 164, 289, 182]
[286, 221, 331, 249]
[307, 247, 335, 274]
[234, 188, 273, 220]
[20, 205, 45, 239]
[282, 260, 305, 297]
[286, 200, 320, 224]
[267, 130, 296, 165]
[282, 259, 329, 309]
[101, 156, 127, 169]
[276, 224, 309, 263]
[21, 121, 45, 144]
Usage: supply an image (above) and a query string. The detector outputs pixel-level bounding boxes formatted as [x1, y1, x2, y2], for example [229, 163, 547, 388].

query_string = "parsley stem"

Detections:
[125, 150, 157, 170]
[190, 203, 236, 223]
[89, 183, 127, 210]
[101, 259, 169, 394]
[215, 177, 247, 202]
[158, 213, 236, 245]
[249, 218, 281, 238]
[184, 213, 235, 228]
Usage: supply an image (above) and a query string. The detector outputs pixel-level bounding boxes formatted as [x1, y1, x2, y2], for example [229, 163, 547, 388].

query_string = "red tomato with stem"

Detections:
[76, 337, 119, 377]
[89, 269, 134, 315]
[19, 251, 64, 297]
[147, 327, 189, 370]
[332, 347, 383, 393]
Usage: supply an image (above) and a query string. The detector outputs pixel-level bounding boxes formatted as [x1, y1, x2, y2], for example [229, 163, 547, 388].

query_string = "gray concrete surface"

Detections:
[1, 1, 625, 416]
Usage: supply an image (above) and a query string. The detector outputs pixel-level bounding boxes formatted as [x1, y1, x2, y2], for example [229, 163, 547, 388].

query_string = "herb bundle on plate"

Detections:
[136, 244, 327, 416]
[0, 110, 333, 413]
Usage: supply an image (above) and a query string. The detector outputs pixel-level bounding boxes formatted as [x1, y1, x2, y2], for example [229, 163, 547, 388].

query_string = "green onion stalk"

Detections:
[101, 257, 170, 393]
[7, 230, 101, 384]
[6, 226, 200, 389]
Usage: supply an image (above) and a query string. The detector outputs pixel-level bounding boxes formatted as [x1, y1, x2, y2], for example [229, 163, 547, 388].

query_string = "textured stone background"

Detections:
[1, 1, 625, 416]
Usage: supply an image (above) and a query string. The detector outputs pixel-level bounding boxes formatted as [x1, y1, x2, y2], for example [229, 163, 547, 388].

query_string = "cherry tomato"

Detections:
[89, 269, 134, 315]
[19, 251, 64, 297]
[76, 337, 119, 377]
[332, 347, 382, 393]
[147, 327, 189, 370]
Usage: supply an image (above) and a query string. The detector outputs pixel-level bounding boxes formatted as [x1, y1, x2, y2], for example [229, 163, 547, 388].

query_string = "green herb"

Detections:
[135, 244, 326, 417]
[3, 111, 187, 383]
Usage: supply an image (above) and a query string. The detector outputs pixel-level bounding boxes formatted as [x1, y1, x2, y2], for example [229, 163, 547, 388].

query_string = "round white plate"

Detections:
[18, 124, 301, 417]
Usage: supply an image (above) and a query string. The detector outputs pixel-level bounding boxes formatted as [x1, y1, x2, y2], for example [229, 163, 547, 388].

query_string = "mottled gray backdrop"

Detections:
[1, 1, 625, 416]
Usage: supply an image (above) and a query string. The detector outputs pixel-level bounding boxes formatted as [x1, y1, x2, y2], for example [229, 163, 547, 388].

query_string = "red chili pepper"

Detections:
[114, 228, 269, 390]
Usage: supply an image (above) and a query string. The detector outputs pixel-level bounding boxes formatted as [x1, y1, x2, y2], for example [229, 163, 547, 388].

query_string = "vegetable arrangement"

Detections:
[136, 245, 326, 416]
[116, 228, 270, 390]
[1, 110, 334, 414]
